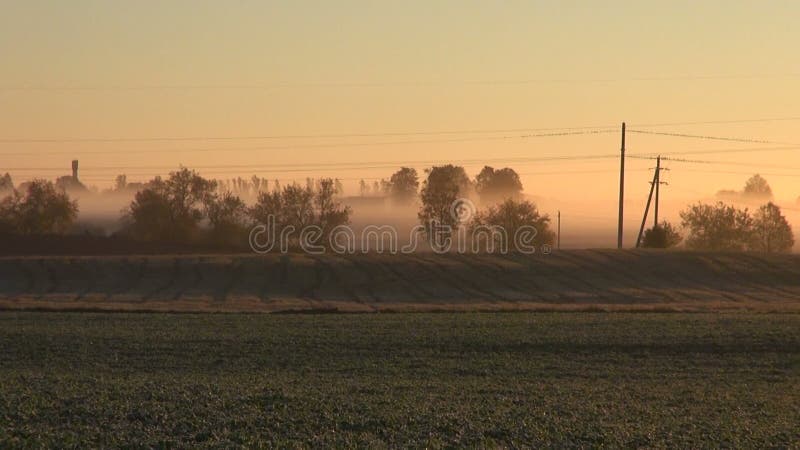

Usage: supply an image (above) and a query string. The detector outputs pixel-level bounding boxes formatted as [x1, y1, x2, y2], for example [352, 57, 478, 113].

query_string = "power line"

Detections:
[627, 129, 797, 146]
[0, 130, 617, 157]
[659, 157, 800, 171]
[1, 152, 623, 173]
[627, 145, 800, 159]
[0, 128, 617, 145]
[5, 115, 800, 146]
[631, 152, 800, 170]
[628, 117, 800, 128]
[679, 168, 800, 178]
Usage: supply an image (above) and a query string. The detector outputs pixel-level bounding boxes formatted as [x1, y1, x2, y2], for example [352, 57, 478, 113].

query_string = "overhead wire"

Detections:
[3, 115, 800, 146]
[626, 129, 797, 146]
[0, 128, 617, 145]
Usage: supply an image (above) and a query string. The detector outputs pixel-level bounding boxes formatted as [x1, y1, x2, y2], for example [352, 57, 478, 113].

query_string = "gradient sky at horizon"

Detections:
[2, 0, 800, 241]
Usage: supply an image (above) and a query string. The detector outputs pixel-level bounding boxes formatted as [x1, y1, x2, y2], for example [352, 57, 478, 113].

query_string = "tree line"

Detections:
[0, 168, 794, 253]
[639, 174, 794, 252]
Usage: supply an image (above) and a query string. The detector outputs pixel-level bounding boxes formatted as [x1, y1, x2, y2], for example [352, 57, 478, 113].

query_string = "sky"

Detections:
[1, 1, 800, 244]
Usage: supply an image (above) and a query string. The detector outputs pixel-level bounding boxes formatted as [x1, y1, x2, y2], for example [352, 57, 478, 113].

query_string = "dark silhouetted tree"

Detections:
[0, 180, 78, 235]
[751, 202, 794, 253]
[315, 178, 351, 244]
[418, 165, 472, 229]
[250, 178, 350, 249]
[475, 166, 523, 205]
[125, 168, 216, 242]
[206, 191, 249, 246]
[642, 221, 683, 249]
[471, 199, 554, 249]
[282, 184, 316, 230]
[680, 202, 752, 251]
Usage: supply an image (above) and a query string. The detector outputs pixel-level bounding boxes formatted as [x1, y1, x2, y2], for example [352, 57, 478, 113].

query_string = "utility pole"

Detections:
[636, 166, 659, 248]
[636, 155, 669, 247]
[653, 156, 669, 228]
[557, 210, 561, 250]
[654, 156, 661, 227]
[617, 122, 626, 249]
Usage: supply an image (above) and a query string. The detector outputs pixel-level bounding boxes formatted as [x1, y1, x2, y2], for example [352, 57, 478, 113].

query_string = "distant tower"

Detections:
[71, 160, 79, 181]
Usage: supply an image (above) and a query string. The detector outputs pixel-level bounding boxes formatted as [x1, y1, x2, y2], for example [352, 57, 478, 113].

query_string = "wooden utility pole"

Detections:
[636, 166, 659, 248]
[557, 210, 561, 250]
[617, 122, 626, 249]
[653, 156, 661, 227]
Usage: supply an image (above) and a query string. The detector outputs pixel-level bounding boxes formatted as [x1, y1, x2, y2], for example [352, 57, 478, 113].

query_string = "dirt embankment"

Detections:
[2, 250, 800, 313]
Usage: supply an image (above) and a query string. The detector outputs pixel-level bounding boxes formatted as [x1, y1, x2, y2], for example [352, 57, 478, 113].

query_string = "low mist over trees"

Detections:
[716, 174, 774, 203]
[386, 167, 419, 204]
[123, 170, 350, 248]
[475, 166, 523, 205]
[743, 174, 773, 200]
[2, 161, 795, 254]
[0, 180, 78, 235]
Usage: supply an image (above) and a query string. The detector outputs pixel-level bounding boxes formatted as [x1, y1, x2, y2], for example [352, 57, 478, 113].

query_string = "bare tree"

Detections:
[315, 178, 351, 243]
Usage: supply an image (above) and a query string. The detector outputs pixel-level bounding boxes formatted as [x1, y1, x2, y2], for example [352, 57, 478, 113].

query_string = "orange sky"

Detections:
[2, 1, 800, 245]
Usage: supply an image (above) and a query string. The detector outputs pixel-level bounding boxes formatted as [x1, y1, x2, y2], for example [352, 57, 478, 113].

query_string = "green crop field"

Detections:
[1, 312, 799, 448]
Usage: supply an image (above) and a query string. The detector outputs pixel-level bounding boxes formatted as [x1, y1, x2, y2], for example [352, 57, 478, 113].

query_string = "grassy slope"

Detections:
[3, 251, 800, 312]
[0, 312, 798, 447]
